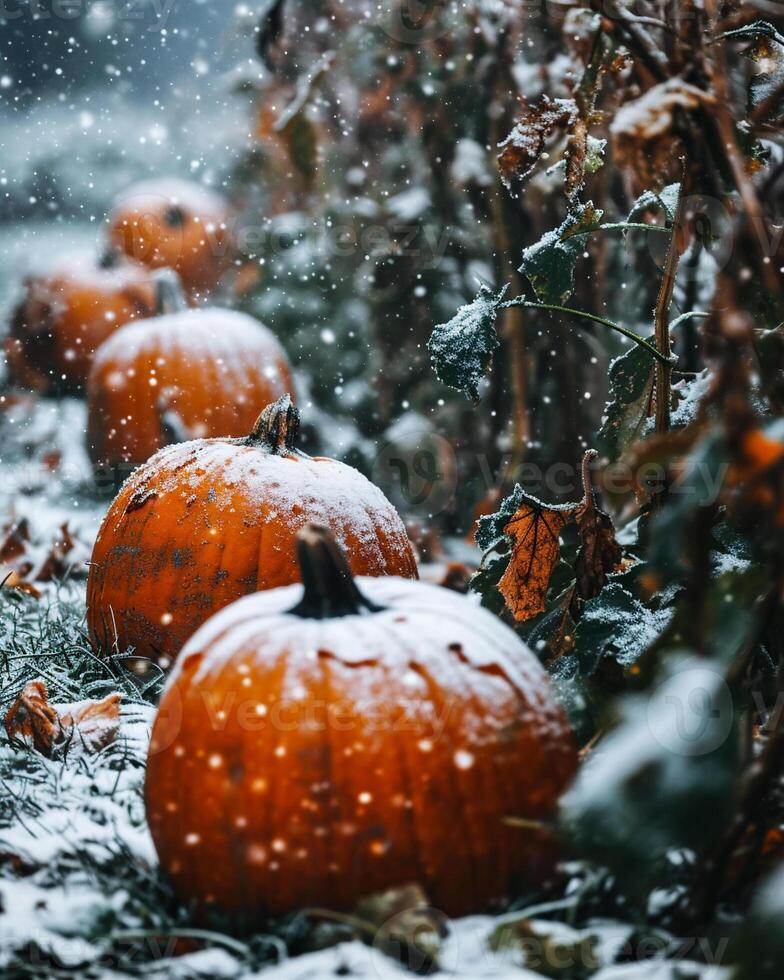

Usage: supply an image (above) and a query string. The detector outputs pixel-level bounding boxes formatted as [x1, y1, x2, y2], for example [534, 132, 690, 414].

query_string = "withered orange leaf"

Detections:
[498, 499, 574, 621]
[4, 679, 122, 757]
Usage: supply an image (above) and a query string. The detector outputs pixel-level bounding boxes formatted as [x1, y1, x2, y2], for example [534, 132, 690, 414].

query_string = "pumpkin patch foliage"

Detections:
[2, 1, 784, 978]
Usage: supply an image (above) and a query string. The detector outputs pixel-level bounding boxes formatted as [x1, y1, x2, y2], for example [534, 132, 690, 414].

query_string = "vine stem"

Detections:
[501, 298, 672, 365]
[599, 221, 671, 234]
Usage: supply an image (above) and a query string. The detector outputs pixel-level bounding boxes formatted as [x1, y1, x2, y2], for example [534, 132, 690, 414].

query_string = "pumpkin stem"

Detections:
[154, 269, 188, 315]
[249, 394, 300, 453]
[290, 524, 383, 619]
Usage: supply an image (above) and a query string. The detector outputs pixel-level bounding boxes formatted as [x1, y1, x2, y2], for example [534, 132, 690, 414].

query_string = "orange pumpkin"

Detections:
[5, 251, 157, 395]
[107, 178, 234, 295]
[87, 398, 418, 664]
[145, 524, 577, 925]
[86, 275, 293, 470]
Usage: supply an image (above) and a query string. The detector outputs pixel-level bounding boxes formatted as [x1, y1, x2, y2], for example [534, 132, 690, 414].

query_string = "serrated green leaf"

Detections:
[598, 344, 655, 460]
[627, 182, 680, 225]
[427, 283, 508, 401]
[474, 482, 525, 552]
[519, 203, 603, 304]
[573, 583, 674, 676]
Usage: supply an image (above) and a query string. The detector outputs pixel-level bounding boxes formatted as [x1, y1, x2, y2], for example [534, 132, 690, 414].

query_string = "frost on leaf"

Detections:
[428, 283, 508, 401]
[4, 679, 122, 758]
[562, 659, 739, 890]
[498, 494, 576, 622]
[599, 343, 656, 461]
[520, 203, 603, 305]
[627, 182, 681, 226]
[573, 583, 674, 675]
[498, 96, 577, 197]
[724, 20, 784, 120]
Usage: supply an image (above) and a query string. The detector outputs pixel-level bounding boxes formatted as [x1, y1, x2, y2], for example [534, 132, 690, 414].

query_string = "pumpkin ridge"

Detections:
[374, 625, 434, 900]
[315, 624, 340, 906]
[396, 647, 480, 905]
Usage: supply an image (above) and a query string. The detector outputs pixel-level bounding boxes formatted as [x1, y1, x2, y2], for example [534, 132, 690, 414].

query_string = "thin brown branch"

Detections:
[703, 0, 781, 295]
[654, 166, 686, 434]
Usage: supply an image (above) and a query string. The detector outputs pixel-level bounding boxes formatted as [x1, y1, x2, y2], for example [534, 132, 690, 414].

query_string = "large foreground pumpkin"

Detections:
[87, 398, 418, 664]
[107, 178, 233, 295]
[5, 251, 157, 394]
[86, 277, 293, 470]
[145, 525, 577, 925]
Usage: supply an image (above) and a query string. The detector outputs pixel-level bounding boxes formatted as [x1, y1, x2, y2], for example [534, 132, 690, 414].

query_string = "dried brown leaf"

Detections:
[611, 79, 715, 189]
[574, 495, 623, 600]
[4, 679, 122, 757]
[498, 96, 576, 196]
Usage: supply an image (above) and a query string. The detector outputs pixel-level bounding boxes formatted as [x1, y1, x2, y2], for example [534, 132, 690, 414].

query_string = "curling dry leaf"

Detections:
[574, 494, 623, 600]
[610, 80, 715, 189]
[428, 283, 508, 401]
[499, 497, 575, 621]
[4, 679, 122, 757]
[498, 96, 576, 197]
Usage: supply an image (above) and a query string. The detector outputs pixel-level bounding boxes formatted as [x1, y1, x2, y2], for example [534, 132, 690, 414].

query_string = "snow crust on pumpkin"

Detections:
[108, 177, 228, 221]
[25, 248, 153, 290]
[176, 576, 565, 731]
[91, 307, 288, 381]
[101, 436, 412, 563]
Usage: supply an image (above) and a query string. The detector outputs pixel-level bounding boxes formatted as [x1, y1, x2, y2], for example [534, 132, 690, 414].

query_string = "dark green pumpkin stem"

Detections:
[154, 268, 188, 315]
[249, 394, 300, 453]
[290, 524, 382, 619]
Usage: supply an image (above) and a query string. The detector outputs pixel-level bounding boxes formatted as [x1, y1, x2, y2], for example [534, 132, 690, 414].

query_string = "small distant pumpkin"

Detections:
[5, 250, 157, 395]
[86, 272, 293, 470]
[87, 397, 418, 664]
[107, 178, 234, 295]
[145, 524, 576, 925]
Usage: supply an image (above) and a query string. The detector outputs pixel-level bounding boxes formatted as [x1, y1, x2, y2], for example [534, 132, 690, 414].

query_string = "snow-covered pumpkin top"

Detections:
[107, 177, 233, 294]
[86, 277, 293, 468]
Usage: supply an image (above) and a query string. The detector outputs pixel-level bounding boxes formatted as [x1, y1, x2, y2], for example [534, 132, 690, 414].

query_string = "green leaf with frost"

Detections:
[520, 203, 603, 304]
[428, 283, 508, 401]
[627, 182, 680, 225]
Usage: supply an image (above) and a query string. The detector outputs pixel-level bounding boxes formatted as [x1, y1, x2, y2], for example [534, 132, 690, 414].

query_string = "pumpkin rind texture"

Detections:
[107, 178, 233, 294]
[145, 574, 577, 923]
[86, 413, 418, 664]
[5, 252, 157, 394]
[86, 307, 293, 469]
